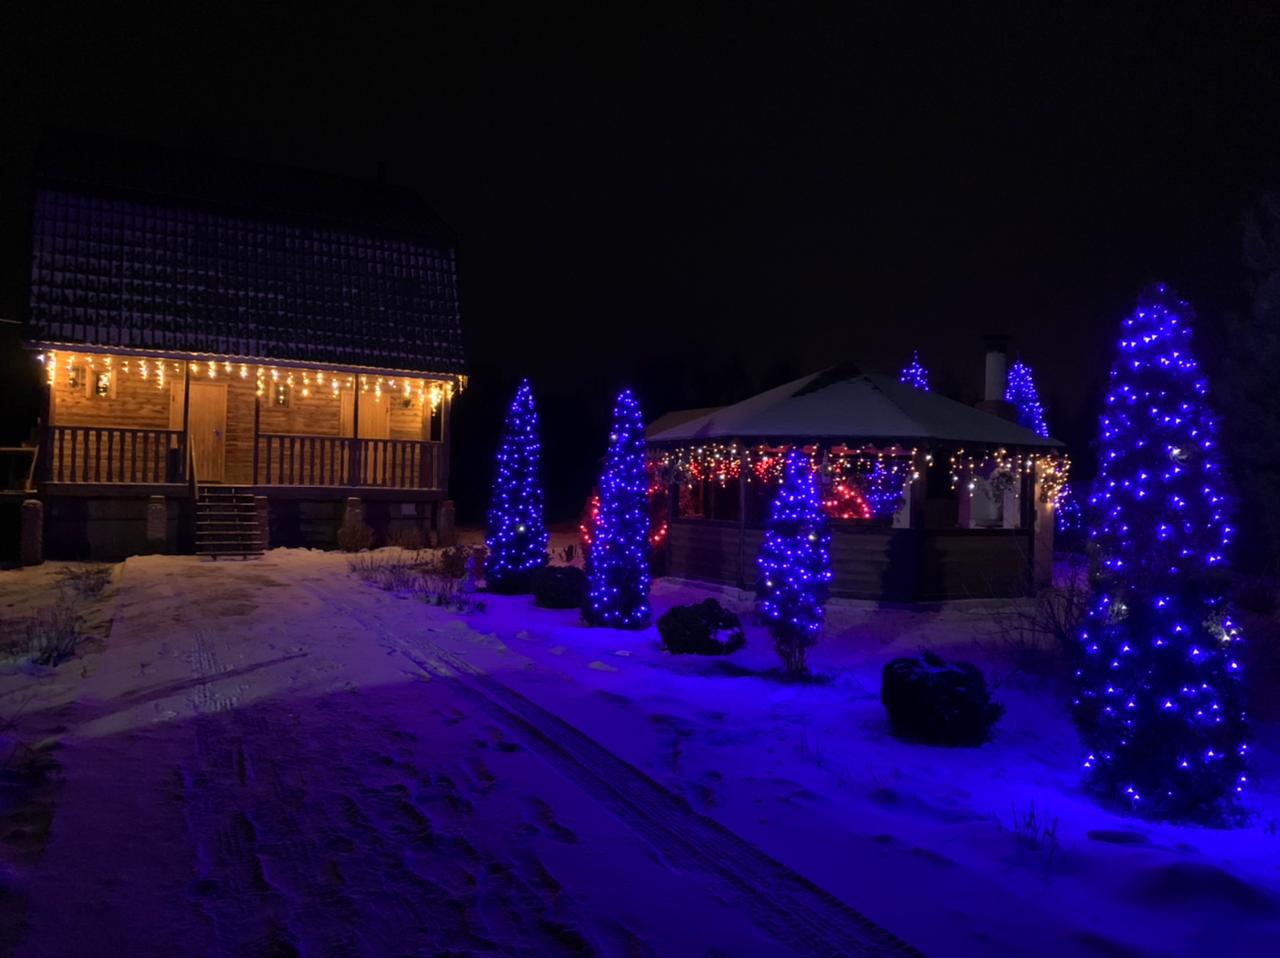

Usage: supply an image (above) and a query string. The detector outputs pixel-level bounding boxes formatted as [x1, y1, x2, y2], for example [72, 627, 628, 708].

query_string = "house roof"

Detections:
[26, 132, 465, 375]
[646, 364, 1063, 448]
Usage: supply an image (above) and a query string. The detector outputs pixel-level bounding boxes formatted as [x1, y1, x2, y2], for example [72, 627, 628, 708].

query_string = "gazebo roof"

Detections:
[646, 364, 1062, 448]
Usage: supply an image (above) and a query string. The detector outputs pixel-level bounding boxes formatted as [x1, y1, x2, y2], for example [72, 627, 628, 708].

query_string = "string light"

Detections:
[756, 449, 833, 674]
[484, 380, 549, 593]
[1073, 283, 1247, 824]
[899, 350, 930, 391]
[585, 389, 651, 628]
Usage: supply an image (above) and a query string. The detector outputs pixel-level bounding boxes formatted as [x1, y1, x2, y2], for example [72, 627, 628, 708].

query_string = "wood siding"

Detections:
[49, 357, 435, 486]
[667, 519, 1031, 600]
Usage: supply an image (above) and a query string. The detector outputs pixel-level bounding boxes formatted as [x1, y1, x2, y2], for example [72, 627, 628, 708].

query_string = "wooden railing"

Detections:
[256, 434, 441, 489]
[47, 426, 186, 484]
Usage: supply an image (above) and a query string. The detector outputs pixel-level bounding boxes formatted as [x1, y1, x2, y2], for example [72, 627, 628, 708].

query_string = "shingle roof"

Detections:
[26, 132, 465, 374]
[647, 364, 1062, 448]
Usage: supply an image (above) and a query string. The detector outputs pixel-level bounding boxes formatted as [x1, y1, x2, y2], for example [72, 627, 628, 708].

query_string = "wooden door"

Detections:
[188, 382, 228, 482]
[339, 391, 390, 439]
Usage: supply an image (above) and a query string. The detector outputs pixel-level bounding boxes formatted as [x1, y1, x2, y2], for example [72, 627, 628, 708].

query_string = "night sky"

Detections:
[4, 6, 1280, 520]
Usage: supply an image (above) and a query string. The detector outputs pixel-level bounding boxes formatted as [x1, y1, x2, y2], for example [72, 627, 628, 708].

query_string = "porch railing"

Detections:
[47, 426, 187, 484]
[256, 434, 441, 489]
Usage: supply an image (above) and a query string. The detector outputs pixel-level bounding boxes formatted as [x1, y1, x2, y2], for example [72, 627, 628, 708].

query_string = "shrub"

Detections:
[531, 566, 588, 609]
[25, 606, 83, 666]
[337, 520, 375, 552]
[881, 651, 1003, 746]
[657, 598, 746, 656]
[54, 564, 113, 598]
[386, 525, 426, 551]
[438, 544, 485, 579]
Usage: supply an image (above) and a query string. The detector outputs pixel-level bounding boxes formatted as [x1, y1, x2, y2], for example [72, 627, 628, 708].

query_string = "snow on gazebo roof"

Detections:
[646, 364, 1063, 449]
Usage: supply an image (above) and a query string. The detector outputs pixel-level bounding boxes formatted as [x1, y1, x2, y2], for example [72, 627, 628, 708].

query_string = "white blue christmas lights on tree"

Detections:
[584, 389, 651, 628]
[899, 351, 929, 391]
[1004, 359, 1050, 438]
[1074, 283, 1247, 823]
[757, 450, 833, 674]
[484, 380, 549, 593]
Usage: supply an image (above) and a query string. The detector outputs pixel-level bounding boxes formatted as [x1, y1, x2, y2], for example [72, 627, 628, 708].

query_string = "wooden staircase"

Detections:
[195, 485, 263, 559]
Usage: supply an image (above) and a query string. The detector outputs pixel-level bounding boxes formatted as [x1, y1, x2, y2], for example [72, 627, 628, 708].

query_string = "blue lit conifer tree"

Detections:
[1074, 284, 1247, 822]
[899, 351, 929, 391]
[757, 450, 833, 675]
[584, 389, 651, 627]
[484, 380, 548, 593]
[1005, 359, 1050, 438]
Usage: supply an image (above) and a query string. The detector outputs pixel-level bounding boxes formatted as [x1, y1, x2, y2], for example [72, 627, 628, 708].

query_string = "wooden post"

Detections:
[349, 377, 361, 486]
[181, 361, 191, 483]
[39, 380, 54, 483]
[252, 388, 261, 485]
[438, 384, 451, 494]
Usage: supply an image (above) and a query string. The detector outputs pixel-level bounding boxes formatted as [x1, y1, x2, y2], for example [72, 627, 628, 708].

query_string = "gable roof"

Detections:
[26, 132, 465, 375]
[647, 364, 1062, 448]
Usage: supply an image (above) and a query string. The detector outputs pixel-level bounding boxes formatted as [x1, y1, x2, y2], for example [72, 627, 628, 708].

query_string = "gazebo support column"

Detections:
[735, 449, 748, 590]
[893, 452, 926, 529]
[1031, 465, 1055, 588]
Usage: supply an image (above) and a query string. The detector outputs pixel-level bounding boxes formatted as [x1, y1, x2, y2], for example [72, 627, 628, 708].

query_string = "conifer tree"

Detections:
[484, 380, 548, 592]
[757, 450, 833, 674]
[584, 389, 651, 627]
[1074, 284, 1247, 822]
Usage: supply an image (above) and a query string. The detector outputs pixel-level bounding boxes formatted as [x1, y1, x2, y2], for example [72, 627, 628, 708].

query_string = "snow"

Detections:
[2, 541, 1279, 956]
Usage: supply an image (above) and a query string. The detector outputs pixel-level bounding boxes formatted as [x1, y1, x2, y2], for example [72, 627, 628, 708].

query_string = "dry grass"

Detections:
[53, 564, 113, 598]
[19, 605, 84, 666]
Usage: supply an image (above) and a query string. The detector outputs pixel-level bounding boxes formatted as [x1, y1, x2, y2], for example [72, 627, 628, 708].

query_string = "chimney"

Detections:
[976, 333, 1018, 421]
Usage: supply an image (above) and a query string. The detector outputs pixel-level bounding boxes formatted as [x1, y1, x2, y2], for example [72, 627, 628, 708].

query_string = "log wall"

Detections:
[666, 519, 1031, 600]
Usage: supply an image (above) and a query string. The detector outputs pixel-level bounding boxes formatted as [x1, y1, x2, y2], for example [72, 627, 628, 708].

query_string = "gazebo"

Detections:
[646, 364, 1067, 601]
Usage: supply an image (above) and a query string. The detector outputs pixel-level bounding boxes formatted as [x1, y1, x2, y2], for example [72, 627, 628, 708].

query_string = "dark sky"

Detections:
[4, 5, 1280, 519]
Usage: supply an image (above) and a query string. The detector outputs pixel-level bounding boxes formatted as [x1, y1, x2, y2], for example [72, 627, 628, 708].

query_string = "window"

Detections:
[94, 371, 111, 397]
[274, 383, 290, 407]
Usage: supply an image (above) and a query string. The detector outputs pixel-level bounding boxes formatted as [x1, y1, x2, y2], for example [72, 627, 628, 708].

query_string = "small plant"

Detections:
[438, 544, 486, 579]
[881, 651, 1004, 745]
[657, 599, 746, 655]
[1006, 800, 1061, 876]
[54, 564, 113, 598]
[24, 606, 83, 665]
[413, 573, 486, 613]
[337, 520, 375, 553]
[531, 566, 587, 609]
[385, 525, 426, 551]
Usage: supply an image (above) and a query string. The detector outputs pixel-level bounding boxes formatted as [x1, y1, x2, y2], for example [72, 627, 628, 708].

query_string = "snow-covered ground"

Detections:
[2, 542, 1279, 957]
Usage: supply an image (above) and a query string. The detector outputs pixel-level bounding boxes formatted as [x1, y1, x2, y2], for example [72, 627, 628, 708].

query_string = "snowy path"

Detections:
[9, 553, 921, 957]
[300, 580, 922, 958]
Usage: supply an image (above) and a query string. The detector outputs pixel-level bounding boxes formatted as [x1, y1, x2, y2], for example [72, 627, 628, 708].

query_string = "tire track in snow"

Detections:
[307, 584, 925, 958]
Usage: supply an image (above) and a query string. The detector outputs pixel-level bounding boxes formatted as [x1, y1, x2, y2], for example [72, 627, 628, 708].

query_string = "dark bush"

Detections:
[531, 566, 587, 609]
[336, 520, 375, 553]
[657, 599, 746, 655]
[881, 651, 1003, 746]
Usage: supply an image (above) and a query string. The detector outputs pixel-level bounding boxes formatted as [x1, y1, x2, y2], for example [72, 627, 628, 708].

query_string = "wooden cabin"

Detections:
[20, 136, 465, 559]
[647, 364, 1068, 601]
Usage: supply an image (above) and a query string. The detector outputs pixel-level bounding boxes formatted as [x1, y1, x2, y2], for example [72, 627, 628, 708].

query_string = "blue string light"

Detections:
[899, 350, 930, 391]
[1005, 359, 1050, 438]
[756, 450, 833, 674]
[585, 389, 652, 628]
[484, 379, 549, 592]
[1073, 284, 1248, 823]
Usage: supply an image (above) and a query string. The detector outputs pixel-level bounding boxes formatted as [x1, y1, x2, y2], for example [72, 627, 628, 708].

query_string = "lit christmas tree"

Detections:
[899, 351, 929, 391]
[757, 450, 833, 675]
[484, 380, 549, 593]
[1074, 284, 1247, 823]
[584, 389, 651, 627]
[1004, 359, 1050, 438]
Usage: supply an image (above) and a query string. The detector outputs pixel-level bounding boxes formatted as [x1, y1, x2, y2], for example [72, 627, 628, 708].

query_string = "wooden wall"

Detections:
[666, 519, 1031, 600]
[49, 355, 434, 485]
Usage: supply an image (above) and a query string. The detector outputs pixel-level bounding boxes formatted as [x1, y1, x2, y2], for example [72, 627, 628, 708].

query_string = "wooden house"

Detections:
[21, 136, 465, 559]
[647, 363, 1068, 600]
